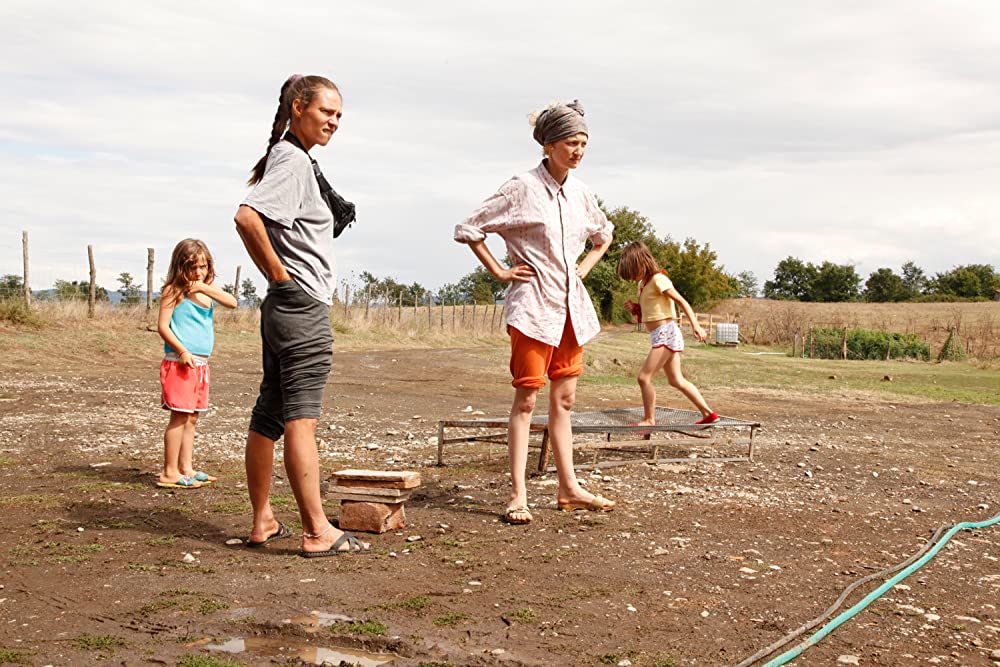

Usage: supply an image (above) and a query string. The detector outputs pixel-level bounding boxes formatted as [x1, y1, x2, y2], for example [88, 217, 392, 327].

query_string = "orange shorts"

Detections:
[509, 318, 583, 389]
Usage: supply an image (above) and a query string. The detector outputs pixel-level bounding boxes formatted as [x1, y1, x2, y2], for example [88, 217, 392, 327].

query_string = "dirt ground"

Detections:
[0, 328, 998, 667]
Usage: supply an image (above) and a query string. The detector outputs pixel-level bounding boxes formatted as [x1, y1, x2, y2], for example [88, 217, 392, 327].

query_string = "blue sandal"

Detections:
[156, 475, 202, 489]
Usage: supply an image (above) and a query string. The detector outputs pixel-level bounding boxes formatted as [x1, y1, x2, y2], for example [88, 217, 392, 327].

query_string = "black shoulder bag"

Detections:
[283, 132, 356, 238]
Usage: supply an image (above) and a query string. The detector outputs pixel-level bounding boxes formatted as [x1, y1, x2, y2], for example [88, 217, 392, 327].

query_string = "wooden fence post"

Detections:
[840, 326, 848, 360]
[87, 245, 96, 319]
[427, 292, 432, 327]
[398, 290, 402, 323]
[364, 284, 371, 320]
[344, 285, 350, 319]
[452, 300, 456, 331]
[234, 265, 241, 308]
[22, 231, 30, 305]
[146, 248, 154, 314]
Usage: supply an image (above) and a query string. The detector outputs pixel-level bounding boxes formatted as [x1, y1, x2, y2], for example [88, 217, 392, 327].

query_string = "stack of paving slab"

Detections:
[330, 469, 421, 534]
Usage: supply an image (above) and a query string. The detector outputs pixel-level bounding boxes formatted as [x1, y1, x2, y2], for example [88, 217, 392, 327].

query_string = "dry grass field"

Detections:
[710, 298, 1000, 359]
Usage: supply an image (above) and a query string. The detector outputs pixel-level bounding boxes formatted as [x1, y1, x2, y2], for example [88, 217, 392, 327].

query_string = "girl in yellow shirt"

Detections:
[618, 242, 719, 426]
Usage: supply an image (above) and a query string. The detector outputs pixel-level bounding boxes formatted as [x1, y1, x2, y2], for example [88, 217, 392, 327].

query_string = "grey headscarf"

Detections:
[531, 100, 588, 145]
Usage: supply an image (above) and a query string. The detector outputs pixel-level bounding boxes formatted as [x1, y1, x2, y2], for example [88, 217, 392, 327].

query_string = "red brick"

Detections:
[338, 500, 406, 534]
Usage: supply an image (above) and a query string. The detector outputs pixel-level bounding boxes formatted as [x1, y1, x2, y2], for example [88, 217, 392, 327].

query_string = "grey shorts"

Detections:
[249, 279, 332, 441]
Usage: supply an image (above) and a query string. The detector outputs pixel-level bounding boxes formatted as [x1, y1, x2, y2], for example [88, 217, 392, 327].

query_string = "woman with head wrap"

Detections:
[454, 100, 616, 524]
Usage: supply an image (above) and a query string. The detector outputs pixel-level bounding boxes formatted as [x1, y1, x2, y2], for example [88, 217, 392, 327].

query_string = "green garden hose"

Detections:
[738, 510, 1000, 667]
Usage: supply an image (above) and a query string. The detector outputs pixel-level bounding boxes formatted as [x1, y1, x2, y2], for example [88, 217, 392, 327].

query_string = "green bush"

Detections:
[0, 299, 42, 327]
[807, 327, 929, 361]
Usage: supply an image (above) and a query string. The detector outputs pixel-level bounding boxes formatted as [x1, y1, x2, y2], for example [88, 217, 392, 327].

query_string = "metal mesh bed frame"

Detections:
[437, 406, 761, 471]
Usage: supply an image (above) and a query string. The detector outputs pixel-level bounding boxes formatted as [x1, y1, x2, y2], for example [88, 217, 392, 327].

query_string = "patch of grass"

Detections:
[582, 331, 1000, 405]
[0, 648, 31, 664]
[176, 655, 246, 667]
[333, 619, 388, 636]
[99, 519, 136, 529]
[198, 599, 230, 615]
[0, 300, 43, 327]
[269, 493, 297, 511]
[0, 494, 59, 508]
[507, 607, 537, 624]
[210, 501, 251, 515]
[125, 563, 161, 572]
[72, 633, 125, 653]
[48, 554, 91, 564]
[597, 649, 640, 665]
[438, 537, 463, 547]
[432, 612, 469, 627]
[0, 455, 19, 467]
[651, 654, 678, 667]
[75, 481, 147, 492]
[382, 595, 432, 611]
[139, 598, 179, 615]
[149, 534, 179, 546]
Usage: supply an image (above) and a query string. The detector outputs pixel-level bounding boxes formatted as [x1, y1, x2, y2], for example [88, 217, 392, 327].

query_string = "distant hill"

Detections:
[32, 289, 159, 305]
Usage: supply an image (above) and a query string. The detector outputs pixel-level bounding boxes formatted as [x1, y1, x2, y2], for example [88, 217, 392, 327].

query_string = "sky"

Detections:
[2, 1, 999, 299]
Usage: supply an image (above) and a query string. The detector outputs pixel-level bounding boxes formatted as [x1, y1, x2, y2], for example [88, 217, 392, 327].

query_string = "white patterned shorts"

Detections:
[650, 321, 684, 352]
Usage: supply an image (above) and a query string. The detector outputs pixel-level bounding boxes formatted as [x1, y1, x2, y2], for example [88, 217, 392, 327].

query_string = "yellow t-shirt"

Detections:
[639, 272, 677, 322]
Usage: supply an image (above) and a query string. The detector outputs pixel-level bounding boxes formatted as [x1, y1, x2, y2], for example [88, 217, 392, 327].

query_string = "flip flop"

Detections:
[156, 475, 202, 489]
[503, 505, 533, 525]
[191, 471, 217, 484]
[557, 495, 616, 512]
[299, 531, 372, 558]
[246, 521, 292, 548]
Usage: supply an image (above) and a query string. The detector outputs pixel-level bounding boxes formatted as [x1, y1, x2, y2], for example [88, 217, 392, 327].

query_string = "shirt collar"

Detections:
[534, 159, 567, 198]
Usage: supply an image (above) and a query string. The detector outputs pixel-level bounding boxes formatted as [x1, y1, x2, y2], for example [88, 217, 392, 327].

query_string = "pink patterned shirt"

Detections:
[454, 161, 614, 347]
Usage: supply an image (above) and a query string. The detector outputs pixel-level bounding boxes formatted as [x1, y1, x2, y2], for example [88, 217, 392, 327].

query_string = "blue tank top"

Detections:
[164, 298, 214, 356]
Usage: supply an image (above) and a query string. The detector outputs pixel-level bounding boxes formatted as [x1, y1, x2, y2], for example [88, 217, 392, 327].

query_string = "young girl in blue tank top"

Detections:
[156, 239, 238, 488]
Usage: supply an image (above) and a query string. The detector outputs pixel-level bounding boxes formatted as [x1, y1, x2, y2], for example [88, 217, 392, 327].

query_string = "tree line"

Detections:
[763, 257, 999, 303]
[4, 201, 995, 312]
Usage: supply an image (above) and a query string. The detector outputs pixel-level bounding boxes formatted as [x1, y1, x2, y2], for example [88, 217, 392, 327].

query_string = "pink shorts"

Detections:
[160, 356, 210, 412]
[650, 321, 684, 352]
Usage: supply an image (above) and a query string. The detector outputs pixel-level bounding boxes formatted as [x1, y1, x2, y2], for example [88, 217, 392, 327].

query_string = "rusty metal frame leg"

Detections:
[536, 428, 551, 472]
[436, 421, 446, 466]
[748, 425, 758, 462]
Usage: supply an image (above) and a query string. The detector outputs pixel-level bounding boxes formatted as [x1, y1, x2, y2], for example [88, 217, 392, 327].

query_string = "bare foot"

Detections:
[637, 419, 656, 427]
[302, 524, 370, 554]
[556, 490, 616, 511]
[248, 517, 281, 544]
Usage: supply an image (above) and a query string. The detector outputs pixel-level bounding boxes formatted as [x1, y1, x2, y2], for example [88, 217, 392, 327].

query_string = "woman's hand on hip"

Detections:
[501, 263, 535, 283]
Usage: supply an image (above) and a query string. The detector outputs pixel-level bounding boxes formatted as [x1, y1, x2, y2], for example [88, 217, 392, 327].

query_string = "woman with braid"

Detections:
[235, 74, 369, 556]
[454, 100, 616, 524]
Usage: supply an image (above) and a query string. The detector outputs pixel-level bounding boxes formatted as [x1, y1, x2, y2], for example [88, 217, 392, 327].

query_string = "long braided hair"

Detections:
[247, 74, 340, 186]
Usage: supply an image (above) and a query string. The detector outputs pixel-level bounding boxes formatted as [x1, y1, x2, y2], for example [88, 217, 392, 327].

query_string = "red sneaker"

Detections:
[696, 412, 720, 425]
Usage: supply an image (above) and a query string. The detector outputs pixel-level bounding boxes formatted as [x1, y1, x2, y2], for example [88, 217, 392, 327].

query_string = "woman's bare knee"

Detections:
[513, 393, 537, 415]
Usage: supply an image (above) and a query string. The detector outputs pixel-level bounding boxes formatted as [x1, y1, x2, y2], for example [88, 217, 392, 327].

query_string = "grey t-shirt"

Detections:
[242, 142, 336, 304]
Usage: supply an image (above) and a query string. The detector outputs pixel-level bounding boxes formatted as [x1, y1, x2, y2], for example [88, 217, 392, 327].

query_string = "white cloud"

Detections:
[1, 0, 999, 295]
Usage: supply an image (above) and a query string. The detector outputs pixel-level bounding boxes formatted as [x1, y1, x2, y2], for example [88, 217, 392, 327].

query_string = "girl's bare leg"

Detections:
[663, 351, 712, 416]
[160, 410, 190, 484]
[178, 412, 198, 475]
[550, 376, 615, 509]
[636, 347, 671, 425]
[506, 387, 537, 521]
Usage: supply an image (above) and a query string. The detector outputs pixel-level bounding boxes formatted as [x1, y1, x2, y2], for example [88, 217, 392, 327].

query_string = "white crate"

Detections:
[716, 322, 739, 344]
